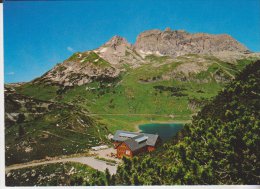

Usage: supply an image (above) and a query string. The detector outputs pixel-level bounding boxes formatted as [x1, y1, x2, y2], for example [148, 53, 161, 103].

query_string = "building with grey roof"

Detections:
[112, 130, 161, 158]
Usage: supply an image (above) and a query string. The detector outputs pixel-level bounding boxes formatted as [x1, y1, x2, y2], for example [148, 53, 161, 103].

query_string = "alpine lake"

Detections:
[139, 123, 184, 141]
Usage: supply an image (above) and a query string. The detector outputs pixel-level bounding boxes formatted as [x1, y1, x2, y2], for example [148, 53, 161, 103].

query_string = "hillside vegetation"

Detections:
[5, 87, 109, 165]
[6, 162, 106, 186]
[113, 60, 260, 185]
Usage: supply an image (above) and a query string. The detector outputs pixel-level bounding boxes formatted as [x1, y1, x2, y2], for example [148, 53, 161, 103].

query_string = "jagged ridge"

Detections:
[134, 28, 249, 57]
[33, 28, 255, 87]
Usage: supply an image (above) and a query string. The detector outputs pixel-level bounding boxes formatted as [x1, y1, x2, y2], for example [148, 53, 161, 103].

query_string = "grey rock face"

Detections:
[94, 35, 144, 68]
[134, 29, 249, 57]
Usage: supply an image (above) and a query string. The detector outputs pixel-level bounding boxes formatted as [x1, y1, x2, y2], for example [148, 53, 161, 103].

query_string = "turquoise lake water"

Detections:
[139, 123, 184, 141]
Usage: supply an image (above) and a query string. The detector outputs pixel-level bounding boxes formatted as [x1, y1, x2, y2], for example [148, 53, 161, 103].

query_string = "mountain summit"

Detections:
[102, 35, 130, 48]
[134, 29, 249, 57]
[94, 35, 143, 67]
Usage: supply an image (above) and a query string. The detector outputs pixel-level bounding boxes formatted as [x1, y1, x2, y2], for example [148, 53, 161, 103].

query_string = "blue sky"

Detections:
[4, 0, 260, 83]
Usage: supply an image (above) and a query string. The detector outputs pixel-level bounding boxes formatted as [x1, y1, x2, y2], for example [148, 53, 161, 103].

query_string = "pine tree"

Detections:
[132, 173, 139, 185]
[110, 175, 116, 185]
[105, 168, 111, 185]
[18, 125, 25, 137]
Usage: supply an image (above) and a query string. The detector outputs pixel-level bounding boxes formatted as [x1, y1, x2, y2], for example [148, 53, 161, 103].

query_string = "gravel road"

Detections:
[6, 156, 118, 175]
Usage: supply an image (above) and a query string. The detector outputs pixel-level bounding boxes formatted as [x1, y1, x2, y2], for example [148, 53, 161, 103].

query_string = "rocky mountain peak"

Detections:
[94, 35, 142, 67]
[134, 29, 249, 57]
[103, 35, 131, 48]
[165, 27, 171, 32]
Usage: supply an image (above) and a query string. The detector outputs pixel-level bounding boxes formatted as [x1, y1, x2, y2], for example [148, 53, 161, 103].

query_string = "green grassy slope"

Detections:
[15, 83, 59, 101]
[14, 55, 257, 133]
[68, 51, 111, 68]
[57, 56, 255, 131]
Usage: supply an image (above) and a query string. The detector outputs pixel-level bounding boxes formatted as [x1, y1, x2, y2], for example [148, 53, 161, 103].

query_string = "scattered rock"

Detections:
[25, 146, 33, 153]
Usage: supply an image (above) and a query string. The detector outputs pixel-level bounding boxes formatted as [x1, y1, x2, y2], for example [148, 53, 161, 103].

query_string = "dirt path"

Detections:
[89, 113, 174, 117]
[6, 156, 118, 175]
[214, 62, 235, 79]
[41, 131, 82, 144]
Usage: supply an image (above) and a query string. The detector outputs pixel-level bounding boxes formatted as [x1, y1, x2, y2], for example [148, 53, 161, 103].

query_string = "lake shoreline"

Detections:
[137, 121, 188, 140]
[134, 120, 191, 133]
